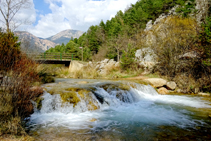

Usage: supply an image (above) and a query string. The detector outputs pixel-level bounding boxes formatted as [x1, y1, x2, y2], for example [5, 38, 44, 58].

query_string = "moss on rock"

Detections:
[100, 83, 130, 92]
[36, 97, 44, 110]
[60, 87, 99, 110]
[60, 91, 80, 107]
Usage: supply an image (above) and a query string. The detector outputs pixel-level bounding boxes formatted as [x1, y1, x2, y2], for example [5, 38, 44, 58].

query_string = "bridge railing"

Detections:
[27, 52, 75, 61]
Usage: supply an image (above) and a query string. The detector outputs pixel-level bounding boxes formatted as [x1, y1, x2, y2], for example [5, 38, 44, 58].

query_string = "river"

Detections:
[28, 78, 211, 140]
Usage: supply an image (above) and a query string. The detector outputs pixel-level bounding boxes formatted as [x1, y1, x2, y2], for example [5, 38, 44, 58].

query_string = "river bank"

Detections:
[38, 62, 211, 97]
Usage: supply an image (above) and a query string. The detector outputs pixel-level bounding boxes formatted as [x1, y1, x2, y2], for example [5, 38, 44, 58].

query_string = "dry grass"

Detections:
[0, 134, 34, 141]
[37, 61, 145, 80]
[71, 64, 101, 79]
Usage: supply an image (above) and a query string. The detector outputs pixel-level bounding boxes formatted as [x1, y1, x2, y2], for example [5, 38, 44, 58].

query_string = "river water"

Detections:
[28, 79, 211, 140]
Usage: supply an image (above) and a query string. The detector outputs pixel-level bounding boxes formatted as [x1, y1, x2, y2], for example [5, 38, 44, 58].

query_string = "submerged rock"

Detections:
[91, 91, 104, 104]
[90, 118, 97, 122]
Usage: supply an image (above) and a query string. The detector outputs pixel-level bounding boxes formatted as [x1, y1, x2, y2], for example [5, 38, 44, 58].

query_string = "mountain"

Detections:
[15, 31, 57, 52]
[15, 29, 84, 52]
[46, 29, 84, 45]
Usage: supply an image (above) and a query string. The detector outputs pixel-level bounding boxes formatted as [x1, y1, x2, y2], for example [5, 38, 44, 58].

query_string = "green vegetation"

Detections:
[46, 0, 195, 66]
[46, 40, 91, 61]
[44, 0, 211, 93]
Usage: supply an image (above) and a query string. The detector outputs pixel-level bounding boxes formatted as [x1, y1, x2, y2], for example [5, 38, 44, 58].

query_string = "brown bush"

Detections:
[0, 31, 43, 135]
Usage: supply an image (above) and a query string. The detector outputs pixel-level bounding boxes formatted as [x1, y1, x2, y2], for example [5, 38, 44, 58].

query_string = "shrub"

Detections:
[0, 32, 21, 72]
[120, 43, 139, 70]
[0, 32, 42, 135]
[151, 16, 197, 77]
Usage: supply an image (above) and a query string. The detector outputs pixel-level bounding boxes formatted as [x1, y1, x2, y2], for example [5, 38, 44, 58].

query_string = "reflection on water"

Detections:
[29, 79, 211, 140]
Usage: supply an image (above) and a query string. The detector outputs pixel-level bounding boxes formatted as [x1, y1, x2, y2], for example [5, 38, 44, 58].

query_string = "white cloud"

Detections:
[1, 0, 138, 38]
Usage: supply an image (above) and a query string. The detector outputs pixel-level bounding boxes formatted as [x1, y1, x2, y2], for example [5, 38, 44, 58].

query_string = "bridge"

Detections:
[27, 52, 75, 67]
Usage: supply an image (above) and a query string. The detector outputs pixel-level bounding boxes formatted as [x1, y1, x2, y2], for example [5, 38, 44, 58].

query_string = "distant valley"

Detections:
[15, 29, 84, 52]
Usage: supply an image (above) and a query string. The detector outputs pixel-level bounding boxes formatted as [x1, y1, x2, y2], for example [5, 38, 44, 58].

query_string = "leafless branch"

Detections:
[0, 0, 31, 32]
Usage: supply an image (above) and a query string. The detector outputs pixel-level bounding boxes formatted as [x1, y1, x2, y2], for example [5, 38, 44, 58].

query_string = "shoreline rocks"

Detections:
[198, 92, 210, 97]
[166, 81, 177, 90]
[158, 87, 169, 95]
[144, 78, 167, 88]
[143, 78, 178, 95]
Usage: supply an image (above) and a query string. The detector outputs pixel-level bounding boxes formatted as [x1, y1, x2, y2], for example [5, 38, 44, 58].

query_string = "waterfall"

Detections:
[29, 81, 211, 132]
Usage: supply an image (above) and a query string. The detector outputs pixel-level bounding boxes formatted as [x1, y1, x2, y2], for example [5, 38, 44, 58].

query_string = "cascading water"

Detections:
[29, 79, 211, 140]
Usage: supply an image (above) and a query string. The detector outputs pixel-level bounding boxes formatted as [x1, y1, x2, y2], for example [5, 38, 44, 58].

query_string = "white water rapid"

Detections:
[29, 81, 211, 135]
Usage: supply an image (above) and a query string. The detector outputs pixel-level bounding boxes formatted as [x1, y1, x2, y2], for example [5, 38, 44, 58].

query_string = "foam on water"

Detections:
[134, 84, 211, 108]
[29, 82, 211, 131]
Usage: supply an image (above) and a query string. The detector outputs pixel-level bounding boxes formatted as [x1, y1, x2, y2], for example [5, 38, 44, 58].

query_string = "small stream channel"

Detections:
[28, 78, 211, 140]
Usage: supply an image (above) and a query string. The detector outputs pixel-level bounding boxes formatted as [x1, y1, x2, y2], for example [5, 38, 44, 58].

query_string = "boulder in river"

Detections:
[144, 78, 167, 88]
[166, 81, 177, 90]
[158, 87, 169, 95]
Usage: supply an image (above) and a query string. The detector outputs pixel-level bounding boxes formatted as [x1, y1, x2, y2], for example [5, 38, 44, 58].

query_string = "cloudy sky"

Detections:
[0, 0, 138, 38]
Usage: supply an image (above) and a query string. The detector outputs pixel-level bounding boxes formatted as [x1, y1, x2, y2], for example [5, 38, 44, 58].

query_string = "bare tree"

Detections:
[0, 0, 31, 32]
[108, 33, 129, 62]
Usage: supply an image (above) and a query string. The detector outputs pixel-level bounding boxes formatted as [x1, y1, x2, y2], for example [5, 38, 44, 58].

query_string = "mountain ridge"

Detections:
[47, 29, 84, 45]
[15, 29, 84, 52]
[15, 31, 57, 52]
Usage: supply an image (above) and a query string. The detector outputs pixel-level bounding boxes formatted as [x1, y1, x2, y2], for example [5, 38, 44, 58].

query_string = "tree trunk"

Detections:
[117, 49, 120, 62]
[6, 20, 9, 32]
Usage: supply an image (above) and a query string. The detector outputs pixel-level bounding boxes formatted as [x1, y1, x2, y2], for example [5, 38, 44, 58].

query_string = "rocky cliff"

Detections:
[135, 0, 209, 72]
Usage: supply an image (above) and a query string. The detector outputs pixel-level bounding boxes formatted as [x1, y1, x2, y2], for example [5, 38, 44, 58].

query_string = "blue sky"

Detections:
[33, 0, 51, 26]
[18, 0, 138, 38]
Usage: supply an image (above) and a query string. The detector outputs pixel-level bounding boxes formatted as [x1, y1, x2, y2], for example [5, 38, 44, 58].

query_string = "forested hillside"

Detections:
[46, 0, 211, 93]
[46, 0, 196, 61]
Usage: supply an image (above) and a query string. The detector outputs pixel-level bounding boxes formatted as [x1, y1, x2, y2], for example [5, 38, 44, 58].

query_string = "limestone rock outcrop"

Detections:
[135, 47, 157, 72]
[95, 59, 120, 75]
[196, 0, 209, 24]
[69, 61, 84, 73]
